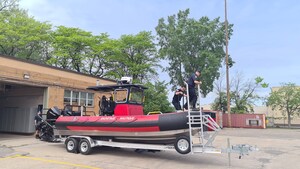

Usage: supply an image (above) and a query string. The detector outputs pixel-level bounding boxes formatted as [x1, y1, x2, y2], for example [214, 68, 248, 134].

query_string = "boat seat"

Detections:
[62, 105, 74, 116]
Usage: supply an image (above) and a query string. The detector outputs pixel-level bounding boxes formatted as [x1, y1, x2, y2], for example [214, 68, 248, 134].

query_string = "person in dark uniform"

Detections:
[184, 70, 201, 110]
[34, 111, 42, 139]
[172, 86, 186, 111]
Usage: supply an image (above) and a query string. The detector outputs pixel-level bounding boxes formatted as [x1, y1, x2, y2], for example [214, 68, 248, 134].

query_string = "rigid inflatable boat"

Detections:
[55, 111, 199, 143]
[54, 78, 201, 144]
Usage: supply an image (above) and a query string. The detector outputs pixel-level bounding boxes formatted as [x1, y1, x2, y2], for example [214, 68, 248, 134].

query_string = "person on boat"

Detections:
[184, 70, 202, 110]
[99, 95, 108, 115]
[99, 95, 115, 116]
[106, 95, 115, 115]
[172, 85, 186, 111]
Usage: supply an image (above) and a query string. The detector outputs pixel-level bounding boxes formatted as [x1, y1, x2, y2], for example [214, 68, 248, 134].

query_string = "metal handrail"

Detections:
[184, 81, 223, 153]
[184, 81, 193, 154]
[198, 84, 205, 149]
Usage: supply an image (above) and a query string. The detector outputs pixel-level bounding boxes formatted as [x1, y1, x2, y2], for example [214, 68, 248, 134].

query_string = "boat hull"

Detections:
[55, 111, 200, 143]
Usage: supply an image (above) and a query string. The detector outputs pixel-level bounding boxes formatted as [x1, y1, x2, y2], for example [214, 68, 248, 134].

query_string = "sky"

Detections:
[19, 0, 300, 105]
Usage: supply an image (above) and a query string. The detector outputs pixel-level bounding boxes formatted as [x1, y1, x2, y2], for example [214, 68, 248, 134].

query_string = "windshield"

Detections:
[114, 89, 128, 103]
[129, 87, 144, 104]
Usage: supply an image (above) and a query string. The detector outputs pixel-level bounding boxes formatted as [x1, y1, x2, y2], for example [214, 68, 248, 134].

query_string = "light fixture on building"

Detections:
[23, 73, 30, 79]
[96, 79, 100, 86]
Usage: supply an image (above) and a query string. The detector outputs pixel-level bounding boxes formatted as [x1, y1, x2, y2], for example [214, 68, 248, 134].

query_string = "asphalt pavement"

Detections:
[0, 128, 300, 169]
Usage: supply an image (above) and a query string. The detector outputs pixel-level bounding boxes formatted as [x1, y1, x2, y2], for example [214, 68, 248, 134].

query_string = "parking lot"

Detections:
[0, 128, 300, 169]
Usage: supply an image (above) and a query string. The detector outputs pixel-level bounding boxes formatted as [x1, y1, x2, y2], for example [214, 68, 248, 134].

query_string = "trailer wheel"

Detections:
[79, 139, 92, 155]
[174, 136, 190, 154]
[65, 137, 78, 153]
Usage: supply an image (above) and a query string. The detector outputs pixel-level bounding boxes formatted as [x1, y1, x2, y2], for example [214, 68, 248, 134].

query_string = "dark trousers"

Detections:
[172, 100, 181, 110]
[184, 86, 197, 109]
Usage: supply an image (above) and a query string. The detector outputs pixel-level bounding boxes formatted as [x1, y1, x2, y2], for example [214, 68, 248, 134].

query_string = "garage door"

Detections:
[0, 82, 46, 134]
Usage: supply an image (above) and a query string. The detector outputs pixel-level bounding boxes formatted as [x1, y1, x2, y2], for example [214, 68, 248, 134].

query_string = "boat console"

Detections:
[88, 83, 147, 116]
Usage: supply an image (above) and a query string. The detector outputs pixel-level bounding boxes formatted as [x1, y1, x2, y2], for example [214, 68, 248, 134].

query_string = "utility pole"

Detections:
[225, 0, 231, 127]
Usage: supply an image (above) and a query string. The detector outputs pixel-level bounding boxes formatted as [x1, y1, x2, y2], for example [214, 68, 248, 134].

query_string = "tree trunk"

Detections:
[287, 112, 291, 128]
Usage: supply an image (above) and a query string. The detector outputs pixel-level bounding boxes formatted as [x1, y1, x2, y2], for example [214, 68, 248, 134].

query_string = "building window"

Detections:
[72, 91, 79, 105]
[80, 92, 87, 106]
[64, 90, 94, 107]
[64, 90, 71, 103]
[87, 93, 94, 106]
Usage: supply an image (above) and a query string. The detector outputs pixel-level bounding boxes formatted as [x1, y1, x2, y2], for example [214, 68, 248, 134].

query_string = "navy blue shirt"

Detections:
[172, 89, 185, 102]
[187, 73, 197, 88]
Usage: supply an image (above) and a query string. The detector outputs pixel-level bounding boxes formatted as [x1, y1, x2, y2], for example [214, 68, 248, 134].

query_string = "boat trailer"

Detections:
[54, 82, 258, 168]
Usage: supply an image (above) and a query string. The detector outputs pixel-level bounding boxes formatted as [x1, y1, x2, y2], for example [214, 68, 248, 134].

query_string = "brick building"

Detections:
[0, 55, 115, 133]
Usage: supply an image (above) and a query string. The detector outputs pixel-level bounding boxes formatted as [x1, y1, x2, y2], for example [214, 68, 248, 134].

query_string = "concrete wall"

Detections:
[0, 86, 43, 133]
[0, 87, 44, 108]
[0, 107, 36, 133]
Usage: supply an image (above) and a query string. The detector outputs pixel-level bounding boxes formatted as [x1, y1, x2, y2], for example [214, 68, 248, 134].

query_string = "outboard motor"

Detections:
[35, 107, 61, 142]
[46, 106, 62, 125]
[39, 121, 54, 142]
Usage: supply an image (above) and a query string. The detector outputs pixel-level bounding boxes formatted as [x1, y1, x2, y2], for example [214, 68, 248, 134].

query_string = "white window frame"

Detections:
[64, 90, 94, 107]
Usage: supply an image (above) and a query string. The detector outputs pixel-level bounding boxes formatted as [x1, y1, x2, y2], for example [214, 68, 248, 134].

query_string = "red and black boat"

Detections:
[54, 81, 200, 144]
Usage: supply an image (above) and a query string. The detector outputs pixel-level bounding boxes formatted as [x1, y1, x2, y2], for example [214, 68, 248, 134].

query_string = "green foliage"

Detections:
[211, 91, 227, 113]
[230, 75, 268, 113]
[83, 34, 117, 77]
[0, 7, 52, 61]
[48, 29, 160, 82]
[267, 83, 300, 128]
[156, 9, 234, 95]
[49, 26, 96, 71]
[143, 81, 174, 114]
[49, 25, 119, 77]
[105, 31, 160, 83]
[212, 72, 268, 114]
[255, 76, 269, 88]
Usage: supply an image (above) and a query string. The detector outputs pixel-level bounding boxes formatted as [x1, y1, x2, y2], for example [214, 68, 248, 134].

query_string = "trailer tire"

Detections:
[65, 137, 78, 153]
[174, 136, 190, 154]
[79, 139, 92, 155]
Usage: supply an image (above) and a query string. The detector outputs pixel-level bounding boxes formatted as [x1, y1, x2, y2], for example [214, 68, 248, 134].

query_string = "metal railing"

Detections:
[184, 82, 221, 154]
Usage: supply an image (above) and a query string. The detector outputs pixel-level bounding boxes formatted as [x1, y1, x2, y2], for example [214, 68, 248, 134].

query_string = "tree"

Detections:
[211, 91, 227, 113]
[105, 31, 160, 83]
[49, 26, 95, 72]
[211, 72, 268, 113]
[211, 72, 227, 112]
[156, 9, 234, 95]
[267, 83, 300, 128]
[0, 6, 52, 61]
[143, 81, 174, 114]
[0, 0, 19, 12]
[230, 74, 268, 113]
[81, 33, 115, 77]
